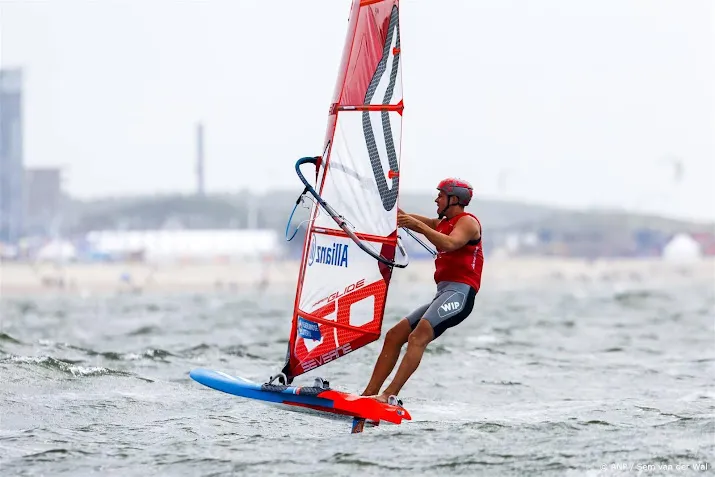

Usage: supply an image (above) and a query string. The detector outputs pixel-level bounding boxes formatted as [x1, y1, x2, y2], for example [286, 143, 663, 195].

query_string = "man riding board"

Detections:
[363, 178, 484, 403]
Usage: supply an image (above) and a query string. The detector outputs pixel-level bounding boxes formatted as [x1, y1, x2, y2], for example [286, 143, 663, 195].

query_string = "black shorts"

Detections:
[405, 281, 477, 339]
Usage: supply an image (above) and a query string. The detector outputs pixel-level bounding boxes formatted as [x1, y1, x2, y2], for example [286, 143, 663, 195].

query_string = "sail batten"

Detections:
[360, 0, 385, 6]
[335, 103, 404, 112]
[312, 227, 398, 246]
[295, 310, 382, 336]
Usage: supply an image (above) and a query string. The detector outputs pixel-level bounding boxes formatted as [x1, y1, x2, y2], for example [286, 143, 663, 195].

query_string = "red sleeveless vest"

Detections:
[433, 212, 484, 291]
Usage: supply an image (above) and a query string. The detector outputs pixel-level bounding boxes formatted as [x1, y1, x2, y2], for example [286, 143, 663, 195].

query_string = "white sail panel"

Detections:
[314, 110, 402, 237]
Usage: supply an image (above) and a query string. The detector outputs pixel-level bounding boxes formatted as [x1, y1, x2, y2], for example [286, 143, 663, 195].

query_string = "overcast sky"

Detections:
[1, 0, 713, 221]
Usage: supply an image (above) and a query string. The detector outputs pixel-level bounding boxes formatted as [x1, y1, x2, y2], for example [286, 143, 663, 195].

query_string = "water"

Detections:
[1, 274, 713, 476]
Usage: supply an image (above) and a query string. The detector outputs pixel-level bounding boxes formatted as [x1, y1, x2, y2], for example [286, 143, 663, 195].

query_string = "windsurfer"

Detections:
[362, 178, 484, 403]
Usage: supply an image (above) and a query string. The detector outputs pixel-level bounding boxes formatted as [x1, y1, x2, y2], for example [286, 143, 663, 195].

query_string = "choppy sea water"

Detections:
[1, 271, 713, 476]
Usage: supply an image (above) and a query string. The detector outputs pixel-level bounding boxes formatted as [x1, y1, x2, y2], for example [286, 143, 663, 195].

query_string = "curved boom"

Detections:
[295, 156, 408, 269]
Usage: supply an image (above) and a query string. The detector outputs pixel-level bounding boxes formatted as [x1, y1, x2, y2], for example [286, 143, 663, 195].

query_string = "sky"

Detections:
[1, 0, 713, 222]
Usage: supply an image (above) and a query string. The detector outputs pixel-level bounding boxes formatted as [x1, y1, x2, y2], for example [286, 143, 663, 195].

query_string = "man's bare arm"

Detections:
[414, 215, 480, 252]
[398, 208, 438, 230]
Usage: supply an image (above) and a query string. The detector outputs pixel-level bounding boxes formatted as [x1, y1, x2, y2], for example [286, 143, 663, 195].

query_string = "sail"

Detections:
[283, 0, 404, 380]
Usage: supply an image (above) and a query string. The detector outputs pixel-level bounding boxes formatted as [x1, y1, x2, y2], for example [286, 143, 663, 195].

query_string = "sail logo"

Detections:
[298, 317, 322, 341]
[308, 237, 349, 268]
[301, 343, 353, 372]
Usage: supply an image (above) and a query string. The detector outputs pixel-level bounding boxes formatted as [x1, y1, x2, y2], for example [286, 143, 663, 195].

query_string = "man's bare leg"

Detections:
[369, 319, 434, 403]
[361, 319, 412, 396]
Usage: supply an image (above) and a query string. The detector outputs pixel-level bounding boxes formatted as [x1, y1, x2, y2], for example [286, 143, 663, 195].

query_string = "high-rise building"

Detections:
[0, 69, 24, 243]
[196, 122, 205, 196]
[24, 167, 63, 237]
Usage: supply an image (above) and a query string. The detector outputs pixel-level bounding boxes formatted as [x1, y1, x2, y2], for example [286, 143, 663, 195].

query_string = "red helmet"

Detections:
[437, 178, 473, 206]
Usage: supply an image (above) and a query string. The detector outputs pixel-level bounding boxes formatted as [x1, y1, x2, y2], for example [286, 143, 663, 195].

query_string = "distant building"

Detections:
[24, 167, 63, 236]
[83, 229, 284, 263]
[35, 239, 77, 262]
[691, 232, 715, 256]
[662, 233, 702, 263]
[0, 69, 24, 243]
[633, 228, 669, 257]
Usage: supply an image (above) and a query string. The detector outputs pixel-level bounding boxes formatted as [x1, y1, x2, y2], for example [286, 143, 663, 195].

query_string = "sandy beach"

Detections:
[1, 257, 712, 297]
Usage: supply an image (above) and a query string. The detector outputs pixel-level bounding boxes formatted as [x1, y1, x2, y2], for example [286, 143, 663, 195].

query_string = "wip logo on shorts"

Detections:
[438, 292, 465, 318]
[308, 234, 349, 267]
[441, 301, 460, 313]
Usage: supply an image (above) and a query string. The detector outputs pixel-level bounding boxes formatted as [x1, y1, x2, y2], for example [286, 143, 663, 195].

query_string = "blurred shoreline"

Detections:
[1, 257, 713, 297]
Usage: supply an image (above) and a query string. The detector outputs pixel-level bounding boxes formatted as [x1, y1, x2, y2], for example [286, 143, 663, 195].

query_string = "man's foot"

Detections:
[364, 392, 389, 403]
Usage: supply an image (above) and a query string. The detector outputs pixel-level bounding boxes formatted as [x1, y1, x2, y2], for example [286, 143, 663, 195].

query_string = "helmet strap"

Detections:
[438, 195, 458, 219]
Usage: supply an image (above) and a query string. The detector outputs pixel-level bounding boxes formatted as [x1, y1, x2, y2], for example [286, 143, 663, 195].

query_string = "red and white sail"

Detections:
[283, 0, 404, 379]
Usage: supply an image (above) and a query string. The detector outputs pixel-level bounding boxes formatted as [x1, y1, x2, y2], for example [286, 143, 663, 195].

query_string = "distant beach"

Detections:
[1, 257, 712, 297]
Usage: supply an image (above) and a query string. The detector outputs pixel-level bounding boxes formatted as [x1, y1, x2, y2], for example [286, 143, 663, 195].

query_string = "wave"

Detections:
[178, 343, 266, 360]
[21, 448, 92, 462]
[0, 332, 23, 344]
[126, 325, 161, 336]
[613, 290, 670, 306]
[1, 355, 153, 381]
[323, 452, 404, 470]
[37, 340, 175, 362]
[220, 344, 263, 359]
[88, 347, 174, 362]
[480, 380, 523, 386]
[424, 343, 451, 355]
